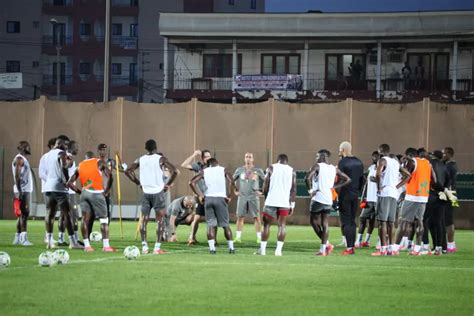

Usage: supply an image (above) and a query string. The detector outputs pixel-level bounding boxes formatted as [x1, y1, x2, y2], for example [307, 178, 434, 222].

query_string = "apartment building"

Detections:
[159, 11, 474, 102]
[0, 0, 265, 102]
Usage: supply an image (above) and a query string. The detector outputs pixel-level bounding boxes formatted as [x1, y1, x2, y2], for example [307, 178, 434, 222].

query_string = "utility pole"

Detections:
[103, 0, 111, 102]
[49, 19, 61, 100]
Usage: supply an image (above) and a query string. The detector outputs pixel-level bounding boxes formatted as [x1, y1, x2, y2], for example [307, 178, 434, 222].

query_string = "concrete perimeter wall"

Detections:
[0, 96, 472, 228]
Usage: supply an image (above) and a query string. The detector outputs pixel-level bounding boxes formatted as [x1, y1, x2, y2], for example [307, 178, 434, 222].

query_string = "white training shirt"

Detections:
[12, 154, 33, 193]
[366, 164, 378, 203]
[67, 153, 77, 195]
[265, 163, 293, 208]
[312, 162, 336, 206]
[379, 156, 400, 199]
[38, 151, 50, 193]
[139, 153, 164, 194]
[203, 166, 227, 198]
[43, 148, 68, 193]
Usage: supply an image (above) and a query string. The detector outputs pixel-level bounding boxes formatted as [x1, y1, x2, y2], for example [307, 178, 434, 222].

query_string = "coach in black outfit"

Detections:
[337, 141, 364, 255]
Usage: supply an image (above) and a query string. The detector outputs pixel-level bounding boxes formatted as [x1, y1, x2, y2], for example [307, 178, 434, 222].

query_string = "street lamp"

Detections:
[49, 18, 61, 100]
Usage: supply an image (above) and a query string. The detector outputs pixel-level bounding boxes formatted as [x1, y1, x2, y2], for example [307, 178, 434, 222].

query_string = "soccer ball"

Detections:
[53, 249, 70, 265]
[0, 252, 11, 268]
[38, 251, 55, 267]
[90, 231, 102, 242]
[123, 246, 140, 260]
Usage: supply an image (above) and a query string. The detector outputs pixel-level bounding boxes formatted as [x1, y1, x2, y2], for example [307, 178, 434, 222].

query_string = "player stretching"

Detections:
[125, 139, 178, 254]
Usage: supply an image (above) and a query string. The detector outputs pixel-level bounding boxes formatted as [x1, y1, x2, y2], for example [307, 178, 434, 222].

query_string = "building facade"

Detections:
[0, 0, 265, 102]
[159, 11, 474, 103]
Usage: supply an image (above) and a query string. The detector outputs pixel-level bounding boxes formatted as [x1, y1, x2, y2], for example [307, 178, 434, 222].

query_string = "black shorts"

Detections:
[175, 214, 191, 226]
[45, 192, 69, 212]
[196, 201, 205, 216]
[445, 203, 454, 226]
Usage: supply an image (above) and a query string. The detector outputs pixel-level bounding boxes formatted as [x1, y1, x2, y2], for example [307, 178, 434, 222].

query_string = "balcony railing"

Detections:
[111, 36, 137, 49]
[42, 35, 73, 46]
[112, 0, 139, 7]
[172, 74, 471, 92]
[111, 76, 138, 86]
[43, 0, 73, 6]
[43, 74, 73, 85]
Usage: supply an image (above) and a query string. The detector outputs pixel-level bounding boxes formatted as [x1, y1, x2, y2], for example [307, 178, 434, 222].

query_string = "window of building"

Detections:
[129, 63, 137, 85]
[251, 0, 256, 9]
[79, 62, 91, 75]
[6, 61, 20, 72]
[32, 61, 39, 68]
[261, 54, 300, 75]
[112, 23, 122, 36]
[112, 63, 122, 75]
[203, 54, 242, 78]
[130, 24, 138, 37]
[79, 23, 91, 36]
[7, 21, 20, 33]
[229, 0, 235, 5]
[325, 54, 366, 90]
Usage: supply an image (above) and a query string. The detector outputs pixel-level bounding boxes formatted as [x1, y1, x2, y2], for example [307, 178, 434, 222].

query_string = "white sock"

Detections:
[142, 241, 148, 247]
[15, 232, 20, 238]
[103, 239, 110, 248]
[381, 246, 387, 252]
[320, 244, 327, 253]
[356, 233, 362, 243]
[84, 239, 91, 247]
[400, 236, 408, 247]
[276, 241, 284, 253]
[208, 239, 216, 251]
[422, 243, 430, 250]
[20, 232, 26, 242]
[393, 244, 400, 252]
[342, 235, 347, 244]
[365, 233, 371, 242]
[256, 232, 262, 240]
[74, 231, 79, 241]
[227, 240, 234, 250]
[47, 233, 52, 242]
[236, 231, 242, 239]
[154, 242, 161, 250]
[68, 235, 75, 244]
[414, 245, 421, 252]
[260, 241, 267, 254]
[58, 232, 64, 242]
[388, 244, 393, 252]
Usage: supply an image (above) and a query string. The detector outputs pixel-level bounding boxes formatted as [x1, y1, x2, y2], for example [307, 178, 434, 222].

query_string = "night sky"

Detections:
[266, 0, 474, 13]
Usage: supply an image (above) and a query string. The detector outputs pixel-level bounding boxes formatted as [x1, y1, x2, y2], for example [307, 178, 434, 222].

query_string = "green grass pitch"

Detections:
[0, 220, 473, 315]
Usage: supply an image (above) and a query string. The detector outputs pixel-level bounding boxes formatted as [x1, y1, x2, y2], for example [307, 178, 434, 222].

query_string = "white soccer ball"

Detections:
[90, 231, 103, 242]
[123, 246, 140, 260]
[38, 251, 55, 267]
[53, 249, 70, 265]
[0, 252, 11, 268]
